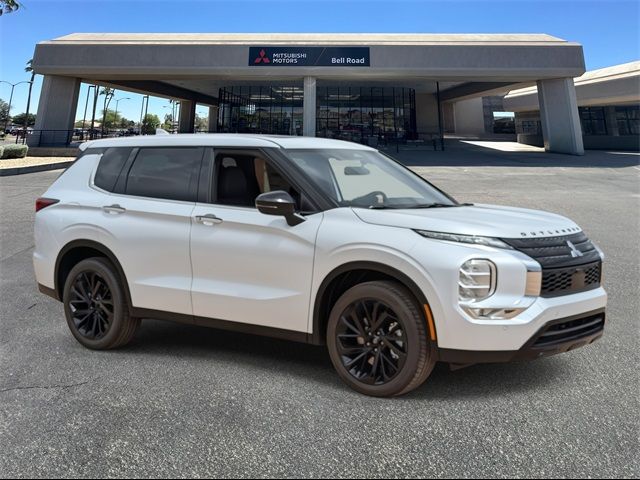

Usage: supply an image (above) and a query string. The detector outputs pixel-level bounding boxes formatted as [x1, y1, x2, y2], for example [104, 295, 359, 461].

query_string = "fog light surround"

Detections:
[458, 259, 497, 303]
[462, 307, 526, 320]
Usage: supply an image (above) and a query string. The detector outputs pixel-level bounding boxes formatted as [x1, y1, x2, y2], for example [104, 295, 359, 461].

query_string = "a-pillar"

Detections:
[303, 77, 316, 137]
[178, 100, 196, 133]
[537, 78, 584, 155]
[29, 75, 81, 147]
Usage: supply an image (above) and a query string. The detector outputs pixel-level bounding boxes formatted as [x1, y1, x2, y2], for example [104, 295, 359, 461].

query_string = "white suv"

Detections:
[34, 134, 607, 397]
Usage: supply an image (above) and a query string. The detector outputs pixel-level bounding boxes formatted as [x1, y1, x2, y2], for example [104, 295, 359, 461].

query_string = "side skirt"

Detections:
[129, 307, 314, 345]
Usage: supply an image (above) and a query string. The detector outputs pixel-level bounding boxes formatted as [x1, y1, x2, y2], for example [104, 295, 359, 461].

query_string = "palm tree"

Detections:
[0, 0, 21, 16]
[100, 87, 115, 134]
[23, 59, 35, 134]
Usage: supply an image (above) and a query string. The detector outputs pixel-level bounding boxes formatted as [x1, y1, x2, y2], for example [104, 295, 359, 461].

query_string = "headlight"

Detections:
[415, 230, 513, 249]
[458, 259, 496, 302]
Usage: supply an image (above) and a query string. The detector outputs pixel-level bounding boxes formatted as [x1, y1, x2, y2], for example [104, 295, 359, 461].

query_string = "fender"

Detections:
[54, 239, 133, 309]
[310, 261, 432, 346]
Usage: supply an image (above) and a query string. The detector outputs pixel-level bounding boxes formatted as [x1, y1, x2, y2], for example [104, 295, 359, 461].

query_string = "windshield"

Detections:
[284, 148, 457, 209]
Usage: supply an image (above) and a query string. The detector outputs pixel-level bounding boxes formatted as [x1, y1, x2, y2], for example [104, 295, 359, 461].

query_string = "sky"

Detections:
[0, 0, 638, 124]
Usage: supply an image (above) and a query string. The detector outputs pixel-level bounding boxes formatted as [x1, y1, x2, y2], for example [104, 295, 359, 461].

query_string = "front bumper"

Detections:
[437, 308, 605, 365]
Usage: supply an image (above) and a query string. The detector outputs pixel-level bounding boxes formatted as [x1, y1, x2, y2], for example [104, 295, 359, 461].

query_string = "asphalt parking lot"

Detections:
[1, 146, 639, 478]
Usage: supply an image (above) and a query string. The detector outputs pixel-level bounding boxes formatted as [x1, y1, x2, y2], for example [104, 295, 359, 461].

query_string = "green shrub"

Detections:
[0, 146, 4, 159]
[1, 144, 28, 159]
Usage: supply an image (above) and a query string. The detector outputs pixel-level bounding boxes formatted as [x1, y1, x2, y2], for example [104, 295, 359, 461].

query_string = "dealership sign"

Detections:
[249, 47, 370, 67]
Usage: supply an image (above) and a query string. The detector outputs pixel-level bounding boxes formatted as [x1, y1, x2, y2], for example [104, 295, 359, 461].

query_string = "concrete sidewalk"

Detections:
[383, 139, 640, 168]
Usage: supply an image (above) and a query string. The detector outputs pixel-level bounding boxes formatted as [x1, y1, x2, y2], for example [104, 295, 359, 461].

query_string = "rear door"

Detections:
[96, 146, 203, 315]
[189, 148, 322, 333]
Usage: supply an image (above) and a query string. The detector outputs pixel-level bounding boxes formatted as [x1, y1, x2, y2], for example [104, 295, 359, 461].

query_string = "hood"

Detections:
[352, 204, 581, 239]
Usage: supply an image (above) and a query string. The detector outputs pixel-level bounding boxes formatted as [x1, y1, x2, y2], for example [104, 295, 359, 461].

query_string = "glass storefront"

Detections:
[217, 85, 417, 143]
[218, 86, 304, 136]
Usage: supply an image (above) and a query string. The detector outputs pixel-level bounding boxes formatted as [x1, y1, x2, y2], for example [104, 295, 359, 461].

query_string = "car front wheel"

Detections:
[327, 280, 435, 397]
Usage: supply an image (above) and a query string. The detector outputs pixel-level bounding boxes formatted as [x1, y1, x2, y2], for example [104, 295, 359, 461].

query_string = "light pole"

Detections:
[139, 95, 149, 134]
[0, 80, 32, 133]
[113, 97, 130, 132]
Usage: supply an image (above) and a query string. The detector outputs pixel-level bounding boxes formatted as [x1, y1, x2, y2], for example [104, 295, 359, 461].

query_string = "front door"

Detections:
[190, 149, 322, 333]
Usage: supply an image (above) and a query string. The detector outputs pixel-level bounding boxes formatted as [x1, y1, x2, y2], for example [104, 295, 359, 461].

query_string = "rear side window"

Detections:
[94, 147, 132, 192]
[125, 147, 202, 202]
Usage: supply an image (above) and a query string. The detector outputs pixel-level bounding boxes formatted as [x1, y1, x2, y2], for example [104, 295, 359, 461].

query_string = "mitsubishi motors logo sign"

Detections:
[249, 46, 370, 67]
[254, 49, 270, 64]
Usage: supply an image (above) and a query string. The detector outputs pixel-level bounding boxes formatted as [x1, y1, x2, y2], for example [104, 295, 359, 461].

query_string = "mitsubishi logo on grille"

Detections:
[254, 49, 270, 64]
[567, 240, 584, 258]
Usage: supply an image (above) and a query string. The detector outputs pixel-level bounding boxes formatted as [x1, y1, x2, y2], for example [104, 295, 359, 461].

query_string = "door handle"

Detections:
[103, 204, 126, 214]
[195, 213, 223, 225]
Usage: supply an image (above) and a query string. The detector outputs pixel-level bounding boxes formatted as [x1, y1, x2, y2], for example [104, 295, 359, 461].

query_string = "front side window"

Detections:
[125, 147, 202, 202]
[285, 149, 456, 209]
[212, 151, 308, 210]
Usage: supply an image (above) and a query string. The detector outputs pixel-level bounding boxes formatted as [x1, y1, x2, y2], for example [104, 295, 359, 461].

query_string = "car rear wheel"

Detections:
[327, 280, 435, 397]
[63, 257, 139, 350]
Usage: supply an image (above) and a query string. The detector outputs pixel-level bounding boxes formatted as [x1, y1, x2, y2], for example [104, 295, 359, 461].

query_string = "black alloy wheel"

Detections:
[69, 271, 114, 340]
[63, 257, 140, 350]
[327, 280, 435, 397]
[336, 298, 408, 385]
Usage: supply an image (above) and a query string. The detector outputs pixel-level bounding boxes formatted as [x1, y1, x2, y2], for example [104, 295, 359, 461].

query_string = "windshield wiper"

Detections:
[366, 204, 394, 209]
[404, 202, 474, 209]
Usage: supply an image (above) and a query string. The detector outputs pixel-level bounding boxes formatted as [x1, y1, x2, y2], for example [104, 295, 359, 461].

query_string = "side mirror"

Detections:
[255, 190, 306, 226]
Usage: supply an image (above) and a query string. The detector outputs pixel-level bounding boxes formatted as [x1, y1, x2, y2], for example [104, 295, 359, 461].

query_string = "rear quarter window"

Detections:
[94, 147, 133, 192]
[124, 147, 202, 202]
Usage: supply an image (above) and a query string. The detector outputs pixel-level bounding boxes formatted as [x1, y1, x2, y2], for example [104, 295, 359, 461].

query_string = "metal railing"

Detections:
[9, 129, 445, 151]
[13, 129, 143, 147]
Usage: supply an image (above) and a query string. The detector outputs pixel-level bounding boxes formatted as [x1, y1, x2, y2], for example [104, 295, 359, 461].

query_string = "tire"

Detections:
[62, 257, 140, 350]
[327, 280, 435, 397]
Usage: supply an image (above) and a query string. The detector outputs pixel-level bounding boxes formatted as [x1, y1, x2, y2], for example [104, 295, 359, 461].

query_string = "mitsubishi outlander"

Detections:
[34, 134, 607, 397]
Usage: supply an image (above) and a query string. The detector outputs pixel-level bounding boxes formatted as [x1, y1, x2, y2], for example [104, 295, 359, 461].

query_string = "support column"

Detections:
[537, 78, 584, 155]
[178, 100, 196, 133]
[303, 77, 316, 137]
[604, 106, 619, 136]
[208, 106, 218, 132]
[29, 75, 81, 147]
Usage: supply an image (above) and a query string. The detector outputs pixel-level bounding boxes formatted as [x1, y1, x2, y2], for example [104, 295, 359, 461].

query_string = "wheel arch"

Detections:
[310, 261, 433, 346]
[54, 239, 132, 307]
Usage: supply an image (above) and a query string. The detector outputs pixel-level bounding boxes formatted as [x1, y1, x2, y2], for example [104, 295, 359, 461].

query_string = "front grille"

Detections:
[501, 232, 601, 268]
[533, 312, 605, 348]
[501, 232, 603, 297]
[541, 262, 602, 297]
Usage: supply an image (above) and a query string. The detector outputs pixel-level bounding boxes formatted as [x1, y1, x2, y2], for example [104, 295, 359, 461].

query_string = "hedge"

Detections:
[1, 144, 29, 159]
[0, 146, 3, 159]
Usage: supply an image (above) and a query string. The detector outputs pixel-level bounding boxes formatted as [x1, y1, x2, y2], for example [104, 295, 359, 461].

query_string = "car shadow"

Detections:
[128, 319, 569, 398]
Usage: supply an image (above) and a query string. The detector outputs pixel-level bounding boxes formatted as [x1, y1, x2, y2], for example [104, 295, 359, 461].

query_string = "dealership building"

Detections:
[504, 61, 640, 151]
[31, 33, 590, 154]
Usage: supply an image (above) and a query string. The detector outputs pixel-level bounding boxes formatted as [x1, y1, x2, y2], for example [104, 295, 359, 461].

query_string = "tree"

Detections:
[162, 113, 173, 130]
[0, 99, 9, 126]
[23, 58, 36, 130]
[0, 0, 20, 16]
[11, 112, 36, 127]
[100, 109, 122, 130]
[195, 114, 209, 132]
[141, 113, 161, 135]
[99, 87, 115, 133]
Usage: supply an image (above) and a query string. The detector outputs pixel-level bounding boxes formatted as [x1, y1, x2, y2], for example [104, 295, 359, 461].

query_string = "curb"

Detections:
[0, 161, 73, 177]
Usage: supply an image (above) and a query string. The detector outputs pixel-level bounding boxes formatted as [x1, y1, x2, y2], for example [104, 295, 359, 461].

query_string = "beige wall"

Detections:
[453, 97, 485, 135]
[415, 93, 439, 134]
